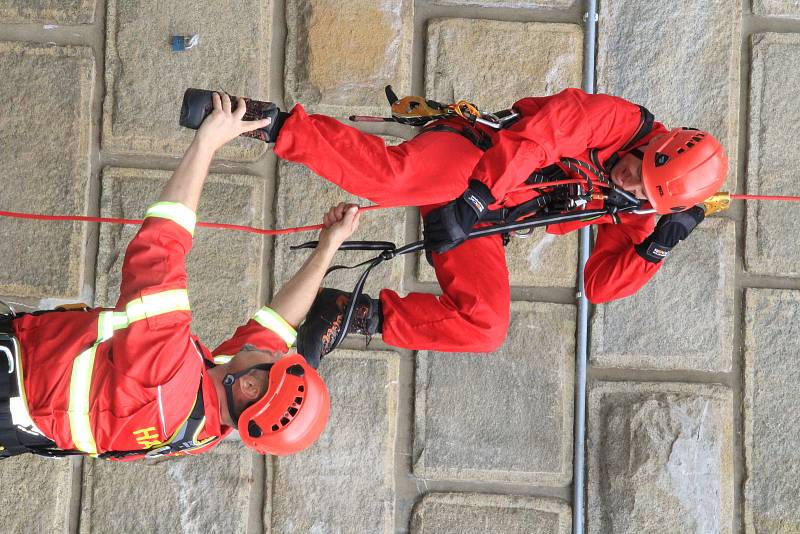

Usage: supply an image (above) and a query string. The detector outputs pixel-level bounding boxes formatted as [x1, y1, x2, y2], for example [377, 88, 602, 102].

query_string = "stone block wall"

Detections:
[0, 1, 797, 532]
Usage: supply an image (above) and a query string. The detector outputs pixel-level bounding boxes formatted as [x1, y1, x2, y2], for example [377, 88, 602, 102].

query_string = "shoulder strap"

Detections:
[98, 383, 218, 460]
[619, 105, 655, 152]
[420, 123, 493, 151]
[599, 105, 656, 172]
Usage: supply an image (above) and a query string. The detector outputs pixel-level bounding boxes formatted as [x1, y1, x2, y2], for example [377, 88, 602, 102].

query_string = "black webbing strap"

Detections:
[0, 346, 26, 457]
[0, 399, 28, 458]
[0, 318, 23, 456]
[526, 164, 567, 185]
[0, 331, 62, 459]
[99, 383, 210, 460]
[419, 123, 493, 151]
[620, 105, 655, 152]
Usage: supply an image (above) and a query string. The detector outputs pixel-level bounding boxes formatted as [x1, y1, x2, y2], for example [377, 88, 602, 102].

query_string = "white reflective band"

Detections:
[213, 355, 233, 365]
[67, 290, 191, 456]
[123, 289, 190, 324]
[252, 307, 297, 347]
[145, 202, 197, 236]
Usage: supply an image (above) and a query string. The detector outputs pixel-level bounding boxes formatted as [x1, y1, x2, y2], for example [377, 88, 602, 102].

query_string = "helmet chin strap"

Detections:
[629, 147, 645, 160]
[222, 363, 273, 427]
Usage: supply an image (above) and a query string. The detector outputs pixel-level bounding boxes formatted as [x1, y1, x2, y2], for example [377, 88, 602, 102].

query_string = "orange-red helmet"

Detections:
[225, 354, 330, 456]
[641, 128, 728, 214]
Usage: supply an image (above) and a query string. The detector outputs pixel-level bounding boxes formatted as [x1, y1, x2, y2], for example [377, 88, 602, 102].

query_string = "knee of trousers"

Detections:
[464, 299, 510, 352]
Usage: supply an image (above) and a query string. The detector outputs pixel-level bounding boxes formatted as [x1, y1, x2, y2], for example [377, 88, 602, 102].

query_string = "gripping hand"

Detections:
[423, 180, 495, 254]
[635, 206, 705, 263]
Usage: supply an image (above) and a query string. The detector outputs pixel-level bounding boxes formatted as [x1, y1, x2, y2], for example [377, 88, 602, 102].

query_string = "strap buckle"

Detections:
[145, 444, 173, 458]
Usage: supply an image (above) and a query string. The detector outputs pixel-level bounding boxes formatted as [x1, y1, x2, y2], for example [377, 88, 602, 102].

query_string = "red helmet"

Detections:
[641, 128, 728, 214]
[227, 354, 330, 456]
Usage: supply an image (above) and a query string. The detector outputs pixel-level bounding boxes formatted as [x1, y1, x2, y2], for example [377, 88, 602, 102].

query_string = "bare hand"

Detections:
[194, 92, 271, 152]
[318, 203, 361, 250]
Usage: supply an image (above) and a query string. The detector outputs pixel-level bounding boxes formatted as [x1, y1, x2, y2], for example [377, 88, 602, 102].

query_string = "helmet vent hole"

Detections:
[298, 385, 305, 392]
[655, 153, 669, 166]
[280, 417, 290, 426]
[271, 424, 279, 432]
[686, 142, 695, 148]
[677, 148, 685, 154]
[248, 421, 263, 438]
[295, 396, 303, 404]
[288, 406, 298, 416]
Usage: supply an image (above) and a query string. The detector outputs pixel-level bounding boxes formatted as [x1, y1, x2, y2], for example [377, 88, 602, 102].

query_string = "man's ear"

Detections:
[238, 370, 264, 401]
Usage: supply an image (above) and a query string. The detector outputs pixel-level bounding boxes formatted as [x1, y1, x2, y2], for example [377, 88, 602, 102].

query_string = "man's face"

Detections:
[610, 152, 648, 200]
[231, 350, 284, 405]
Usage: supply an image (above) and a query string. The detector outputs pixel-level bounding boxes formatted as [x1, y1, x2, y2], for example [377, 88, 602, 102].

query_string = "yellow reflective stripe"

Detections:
[123, 289, 190, 324]
[67, 290, 191, 456]
[213, 355, 233, 365]
[68, 311, 113, 455]
[252, 307, 297, 347]
[145, 202, 197, 236]
[68, 345, 98, 454]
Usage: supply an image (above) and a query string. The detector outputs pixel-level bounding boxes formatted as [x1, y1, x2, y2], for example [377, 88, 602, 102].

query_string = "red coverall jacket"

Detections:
[274, 88, 668, 353]
[11, 202, 298, 460]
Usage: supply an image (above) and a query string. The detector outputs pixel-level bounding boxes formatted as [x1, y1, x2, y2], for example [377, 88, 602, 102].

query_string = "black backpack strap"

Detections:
[419, 123, 493, 151]
[619, 105, 655, 152]
[99, 382, 216, 460]
[526, 164, 567, 185]
[0, 400, 28, 458]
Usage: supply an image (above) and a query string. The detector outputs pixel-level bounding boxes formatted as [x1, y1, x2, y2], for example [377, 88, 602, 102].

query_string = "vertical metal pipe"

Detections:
[574, 1, 597, 533]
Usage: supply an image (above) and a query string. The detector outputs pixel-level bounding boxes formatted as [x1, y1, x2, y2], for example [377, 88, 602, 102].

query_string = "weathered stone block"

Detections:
[746, 33, 800, 277]
[0, 42, 93, 298]
[284, 0, 413, 116]
[0, 455, 71, 532]
[597, 0, 740, 191]
[103, 0, 270, 160]
[753, 0, 800, 17]
[80, 441, 253, 533]
[273, 154, 406, 299]
[588, 382, 734, 534]
[426, 19, 583, 112]
[414, 302, 574, 484]
[418, 229, 577, 289]
[270, 350, 398, 532]
[591, 218, 735, 372]
[0, 0, 95, 23]
[95, 168, 264, 348]
[744, 289, 800, 532]
[410, 493, 571, 533]
[433, 0, 571, 7]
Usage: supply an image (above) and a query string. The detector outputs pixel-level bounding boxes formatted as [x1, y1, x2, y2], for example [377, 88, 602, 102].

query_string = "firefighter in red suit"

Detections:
[0, 93, 363, 460]
[234, 88, 727, 365]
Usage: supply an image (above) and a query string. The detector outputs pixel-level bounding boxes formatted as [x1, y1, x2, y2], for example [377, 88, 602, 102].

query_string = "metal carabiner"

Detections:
[510, 228, 535, 239]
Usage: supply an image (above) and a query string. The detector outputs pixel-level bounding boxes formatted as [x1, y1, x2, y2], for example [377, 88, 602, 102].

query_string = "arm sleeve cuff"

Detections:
[252, 307, 297, 347]
[145, 202, 197, 236]
[634, 239, 671, 263]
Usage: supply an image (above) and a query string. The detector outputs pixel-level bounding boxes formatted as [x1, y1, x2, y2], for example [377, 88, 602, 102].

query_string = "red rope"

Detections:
[730, 194, 800, 202]
[0, 205, 386, 236]
[5, 192, 799, 235]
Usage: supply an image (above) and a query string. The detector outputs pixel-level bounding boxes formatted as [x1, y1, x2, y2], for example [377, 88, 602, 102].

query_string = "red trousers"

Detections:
[275, 106, 511, 352]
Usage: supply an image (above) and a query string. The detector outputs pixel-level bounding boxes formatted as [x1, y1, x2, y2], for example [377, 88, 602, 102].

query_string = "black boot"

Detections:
[296, 289, 382, 368]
